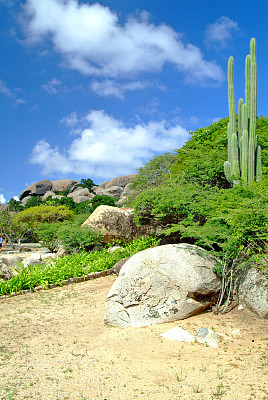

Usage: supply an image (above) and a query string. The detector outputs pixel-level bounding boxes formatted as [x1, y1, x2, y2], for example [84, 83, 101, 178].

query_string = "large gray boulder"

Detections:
[236, 266, 268, 318]
[105, 174, 137, 189]
[42, 191, 63, 201]
[92, 186, 105, 195]
[82, 205, 156, 243]
[68, 188, 93, 199]
[19, 180, 52, 200]
[98, 180, 109, 189]
[104, 244, 221, 327]
[73, 196, 93, 204]
[103, 186, 124, 198]
[51, 179, 79, 192]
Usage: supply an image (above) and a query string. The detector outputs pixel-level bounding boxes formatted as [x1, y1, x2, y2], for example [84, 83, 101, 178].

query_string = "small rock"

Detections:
[231, 329, 241, 336]
[196, 328, 219, 348]
[0, 261, 13, 280]
[238, 305, 244, 310]
[160, 326, 195, 342]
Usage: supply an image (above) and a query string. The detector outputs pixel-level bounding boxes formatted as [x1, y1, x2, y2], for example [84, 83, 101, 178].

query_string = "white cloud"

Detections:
[41, 78, 62, 94]
[0, 194, 6, 204]
[22, 0, 224, 84]
[60, 111, 78, 126]
[205, 16, 239, 48]
[91, 79, 149, 99]
[0, 80, 13, 97]
[0, 79, 26, 105]
[13, 196, 20, 201]
[15, 98, 27, 105]
[30, 110, 189, 179]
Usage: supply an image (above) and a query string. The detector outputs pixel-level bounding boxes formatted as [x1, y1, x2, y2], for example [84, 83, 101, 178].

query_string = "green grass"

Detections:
[0, 236, 159, 296]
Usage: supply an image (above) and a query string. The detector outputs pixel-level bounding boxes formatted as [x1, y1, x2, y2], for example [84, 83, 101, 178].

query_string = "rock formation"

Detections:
[104, 243, 221, 327]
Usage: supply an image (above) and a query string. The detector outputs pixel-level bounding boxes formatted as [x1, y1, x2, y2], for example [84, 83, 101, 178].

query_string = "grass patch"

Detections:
[0, 236, 159, 296]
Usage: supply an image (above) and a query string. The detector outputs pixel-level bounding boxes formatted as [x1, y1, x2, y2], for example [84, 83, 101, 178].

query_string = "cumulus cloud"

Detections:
[30, 110, 189, 179]
[41, 78, 62, 94]
[0, 194, 6, 204]
[205, 16, 239, 48]
[91, 79, 150, 99]
[22, 0, 224, 84]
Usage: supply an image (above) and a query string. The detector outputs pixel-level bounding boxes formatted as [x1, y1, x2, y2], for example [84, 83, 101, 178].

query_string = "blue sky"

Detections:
[0, 0, 267, 202]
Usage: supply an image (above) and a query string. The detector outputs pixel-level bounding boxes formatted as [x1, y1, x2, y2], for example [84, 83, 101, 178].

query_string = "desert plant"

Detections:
[224, 38, 262, 186]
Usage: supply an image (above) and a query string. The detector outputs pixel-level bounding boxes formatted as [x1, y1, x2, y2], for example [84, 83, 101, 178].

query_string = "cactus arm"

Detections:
[224, 161, 232, 183]
[241, 103, 248, 185]
[224, 37, 261, 187]
[245, 54, 251, 120]
[248, 38, 257, 184]
[256, 145, 262, 181]
[228, 57, 236, 138]
[238, 98, 244, 172]
[231, 133, 240, 185]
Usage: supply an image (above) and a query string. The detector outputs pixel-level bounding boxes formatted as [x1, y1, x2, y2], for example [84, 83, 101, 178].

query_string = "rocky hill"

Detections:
[18, 174, 137, 206]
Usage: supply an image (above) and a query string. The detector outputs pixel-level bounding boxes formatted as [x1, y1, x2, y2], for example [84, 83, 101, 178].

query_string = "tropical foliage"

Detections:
[127, 116, 268, 269]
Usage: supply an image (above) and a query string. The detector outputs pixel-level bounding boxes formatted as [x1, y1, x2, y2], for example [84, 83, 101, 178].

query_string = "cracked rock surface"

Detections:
[104, 243, 221, 327]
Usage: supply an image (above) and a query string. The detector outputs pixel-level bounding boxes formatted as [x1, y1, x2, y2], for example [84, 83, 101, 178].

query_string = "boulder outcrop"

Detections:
[104, 244, 221, 327]
[19, 180, 52, 200]
[105, 174, 136, 189]
[82, 205, 156, 243]
[17, 174, 137, 206]
[51, 179, 79, 192]
[236, 266, 268, 318]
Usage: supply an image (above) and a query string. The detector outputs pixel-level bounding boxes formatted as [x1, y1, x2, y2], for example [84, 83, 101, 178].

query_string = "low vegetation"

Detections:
[0, 236, 159, 296]
[127, 116, 268, 269]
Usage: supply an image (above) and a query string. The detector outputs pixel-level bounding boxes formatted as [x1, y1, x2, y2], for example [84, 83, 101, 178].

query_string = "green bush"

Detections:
[132, 178, 268, 266]
[127, 152, 176, 202]
[35, 222, 62, 252]
[0, 236, 159, 295]
[56, 223, 103, 253]
[90, 195, 116, 211]
[24, 196, 44, 209]
[12, 205, 74, 234]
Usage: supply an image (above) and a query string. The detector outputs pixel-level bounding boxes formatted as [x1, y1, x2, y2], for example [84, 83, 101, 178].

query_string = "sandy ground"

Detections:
[0, 275, 267, 400]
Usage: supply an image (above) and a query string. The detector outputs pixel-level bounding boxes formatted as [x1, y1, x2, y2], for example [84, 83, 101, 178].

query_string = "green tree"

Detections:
[77, 178, 97, 192]
[13, 205, 74, 237]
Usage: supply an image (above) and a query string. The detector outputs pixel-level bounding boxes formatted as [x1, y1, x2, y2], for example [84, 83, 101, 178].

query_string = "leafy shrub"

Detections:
[126, 152, 176, 203]
[132, 178, 268, 266]
[35, 222, 62, 252]
[90, 195, 116, 211]
[0, 236, 159, 295]
[13, 205, 74, 232]
[24, 196, 44, 209]
[56, 223, 103, 253]
[7, 198, 24, 212]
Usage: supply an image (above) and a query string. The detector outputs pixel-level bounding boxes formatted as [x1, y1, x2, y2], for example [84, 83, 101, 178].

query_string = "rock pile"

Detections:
[19, 174, 137, 205]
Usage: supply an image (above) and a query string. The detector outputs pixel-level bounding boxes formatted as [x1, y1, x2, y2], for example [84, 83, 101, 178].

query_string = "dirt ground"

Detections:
[0, 275, 267, 400]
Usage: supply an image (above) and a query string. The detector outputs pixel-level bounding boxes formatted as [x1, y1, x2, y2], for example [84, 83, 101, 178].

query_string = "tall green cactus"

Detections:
[224, 38, 262, 186]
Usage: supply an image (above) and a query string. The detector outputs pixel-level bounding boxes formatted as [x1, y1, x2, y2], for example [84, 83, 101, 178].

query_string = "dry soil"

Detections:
[0, 275, 267, 400]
